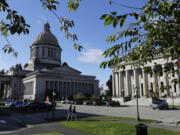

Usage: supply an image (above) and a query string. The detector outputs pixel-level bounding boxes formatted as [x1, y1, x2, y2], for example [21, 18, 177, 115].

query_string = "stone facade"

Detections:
[112, 56, 180, 100]
[0, 23, 99, 100]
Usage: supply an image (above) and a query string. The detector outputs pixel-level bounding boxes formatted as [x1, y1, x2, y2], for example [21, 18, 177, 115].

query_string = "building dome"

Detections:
[33, 23, 60, 48]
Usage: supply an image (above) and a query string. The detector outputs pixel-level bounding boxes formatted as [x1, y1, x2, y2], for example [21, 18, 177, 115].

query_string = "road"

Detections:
[57, 104, 180, 124]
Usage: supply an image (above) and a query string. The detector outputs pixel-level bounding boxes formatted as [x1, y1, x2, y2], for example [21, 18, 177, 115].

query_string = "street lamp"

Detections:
[134, 86, 140, 121]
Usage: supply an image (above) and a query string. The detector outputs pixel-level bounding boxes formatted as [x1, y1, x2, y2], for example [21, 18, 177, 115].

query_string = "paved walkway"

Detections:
[0, 121, 90, 135]
[0, 104, 180, 134]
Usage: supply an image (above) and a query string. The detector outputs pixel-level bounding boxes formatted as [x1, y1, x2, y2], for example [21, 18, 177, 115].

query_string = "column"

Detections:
[162, 65, 168, 95]
[125, 70, 129, 96]
[174, 66, 180, 95]
[3, 83, 7, 99]
[133, 69, 137, 97]
[152, 66, 157, 94]
[118, 71, 122, 97]
[112, 72, 115, 97]
[115, 73, 119, 97]
[142, 68, 147, 97]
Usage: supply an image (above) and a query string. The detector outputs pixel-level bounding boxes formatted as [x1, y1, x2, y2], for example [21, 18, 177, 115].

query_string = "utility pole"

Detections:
[135, 86, 140, 121]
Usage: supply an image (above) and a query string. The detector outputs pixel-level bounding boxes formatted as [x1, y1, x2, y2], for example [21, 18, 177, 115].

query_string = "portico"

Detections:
[112, 57, 180, 99]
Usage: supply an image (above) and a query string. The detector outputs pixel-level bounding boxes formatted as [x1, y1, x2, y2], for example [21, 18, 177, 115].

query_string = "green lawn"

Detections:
[35, 133, 63, 135]
[60, 121, 180, 135]
[87, 116, 157, 124]
[169, 105, 180, 108]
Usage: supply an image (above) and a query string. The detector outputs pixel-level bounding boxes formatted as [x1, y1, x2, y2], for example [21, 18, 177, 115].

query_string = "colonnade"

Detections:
[0, 81, 10, 99]
[45, 80, 95, 98]
[112, 66, 180, 98]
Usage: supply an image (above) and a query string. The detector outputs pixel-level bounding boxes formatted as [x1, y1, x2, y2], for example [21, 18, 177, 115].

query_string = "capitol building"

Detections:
[0, 23, 99, 100]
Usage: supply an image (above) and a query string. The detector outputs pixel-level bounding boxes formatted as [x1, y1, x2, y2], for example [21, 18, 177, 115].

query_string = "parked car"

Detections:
[10, 101, 23, 108]
[74, 100, 83, 105]
[23, 102, 54, 111]
[152, 99, 168, 110]
[109, 101, 120, 107]
[92, 100, 106, 106]
[83, 100, 93, 105]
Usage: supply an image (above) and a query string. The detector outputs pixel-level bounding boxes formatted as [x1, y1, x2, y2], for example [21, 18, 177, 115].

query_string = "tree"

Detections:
[0, 69, 5, 74]
[74, 93, 86, 101]
[1, 0, 180, 75]
[100, 0, 180, 75]
[106, 75, 112, 96]
[0, 0, 82, 57]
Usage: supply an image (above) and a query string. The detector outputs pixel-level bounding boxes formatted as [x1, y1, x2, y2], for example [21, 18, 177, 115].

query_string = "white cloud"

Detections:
[77, 49, 104, 64]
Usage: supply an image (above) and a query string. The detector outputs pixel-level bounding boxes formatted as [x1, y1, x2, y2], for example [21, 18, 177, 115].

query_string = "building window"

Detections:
[150, 72, 153, 77]
[174, 84, 176, 93]
[51, 48, 53, 57]
[36, 47, 39, 56]
[141, 83, 143, 96]
[48, 48, 50, 57]
[160, 82, 164, 92]
[151, 83, 153, 91]
[42, 47, 44, 56]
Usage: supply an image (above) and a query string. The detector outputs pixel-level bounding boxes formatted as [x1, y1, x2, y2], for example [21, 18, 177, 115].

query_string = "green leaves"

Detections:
[68, 0, 82, 11]
[40, 0, 59, 10]
[74, 43, 83, 51]
[100, 0, 180, 71]
[100, 13, 127, 28]
[2, 44, 18, 57]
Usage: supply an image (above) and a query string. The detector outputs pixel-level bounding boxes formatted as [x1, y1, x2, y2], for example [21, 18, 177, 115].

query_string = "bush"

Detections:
[74, 93, 87, 101]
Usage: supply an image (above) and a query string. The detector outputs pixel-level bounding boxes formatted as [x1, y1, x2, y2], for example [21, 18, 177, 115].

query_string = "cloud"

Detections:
[36, 15, 48, 25]
[77, 49, 104, 64]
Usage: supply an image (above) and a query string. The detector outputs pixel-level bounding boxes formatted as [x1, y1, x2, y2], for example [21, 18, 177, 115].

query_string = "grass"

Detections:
[87, 115, 157, 124]
[60, 121, 180, 135]
[169, 105, 180, 108]
[35, 132, 63, 135]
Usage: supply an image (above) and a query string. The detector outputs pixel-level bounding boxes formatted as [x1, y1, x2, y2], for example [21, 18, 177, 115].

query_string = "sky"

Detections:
[0, 0, 145, 88]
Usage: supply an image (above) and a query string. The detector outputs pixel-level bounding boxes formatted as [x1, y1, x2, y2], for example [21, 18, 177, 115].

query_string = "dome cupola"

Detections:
[33, 22, 60, 48]
[26, 23, 62, 71]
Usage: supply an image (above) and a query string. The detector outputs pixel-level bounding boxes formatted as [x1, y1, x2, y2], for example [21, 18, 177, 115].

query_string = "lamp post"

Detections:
[135, 86, 140, 121]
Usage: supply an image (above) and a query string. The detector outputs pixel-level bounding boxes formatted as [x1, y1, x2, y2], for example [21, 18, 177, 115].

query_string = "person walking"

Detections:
[67, 105, 72, 121]
[72, 106, 77, 121]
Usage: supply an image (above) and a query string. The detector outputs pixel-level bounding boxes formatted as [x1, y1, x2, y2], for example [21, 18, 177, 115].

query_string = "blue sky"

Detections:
[0, 0, 144, 87]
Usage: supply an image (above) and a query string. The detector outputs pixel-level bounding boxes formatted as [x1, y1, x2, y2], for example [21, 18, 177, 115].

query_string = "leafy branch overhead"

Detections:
[0, 0, 83, 56]
[100, 0, 180, 73]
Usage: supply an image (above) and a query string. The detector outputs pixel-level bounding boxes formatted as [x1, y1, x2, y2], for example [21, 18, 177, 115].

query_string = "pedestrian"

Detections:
[67, 104, 72, 121]
[72, 106, 77, 121]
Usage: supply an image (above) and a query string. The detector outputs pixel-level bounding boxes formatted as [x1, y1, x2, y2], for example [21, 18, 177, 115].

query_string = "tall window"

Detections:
[174, 84, 176, 92]
[51, 48, 53, 57]
[48, 48, 50, 57]
[42, 47, 44, 56]
[36, 47, 39, 56]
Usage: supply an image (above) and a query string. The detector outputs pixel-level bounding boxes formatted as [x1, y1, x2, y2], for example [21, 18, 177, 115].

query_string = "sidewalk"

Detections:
[0, 122, 90, 135]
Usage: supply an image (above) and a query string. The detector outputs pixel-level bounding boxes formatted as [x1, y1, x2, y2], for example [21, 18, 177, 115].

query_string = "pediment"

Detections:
[59, 65, 81, 74]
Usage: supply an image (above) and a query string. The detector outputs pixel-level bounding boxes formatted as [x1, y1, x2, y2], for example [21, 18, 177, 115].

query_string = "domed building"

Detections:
[0, 23, 99, 100]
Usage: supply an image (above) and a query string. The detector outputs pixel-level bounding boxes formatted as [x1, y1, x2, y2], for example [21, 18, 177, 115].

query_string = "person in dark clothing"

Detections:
[72, 106, 77, 120]
[67, 105, 72, 121]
